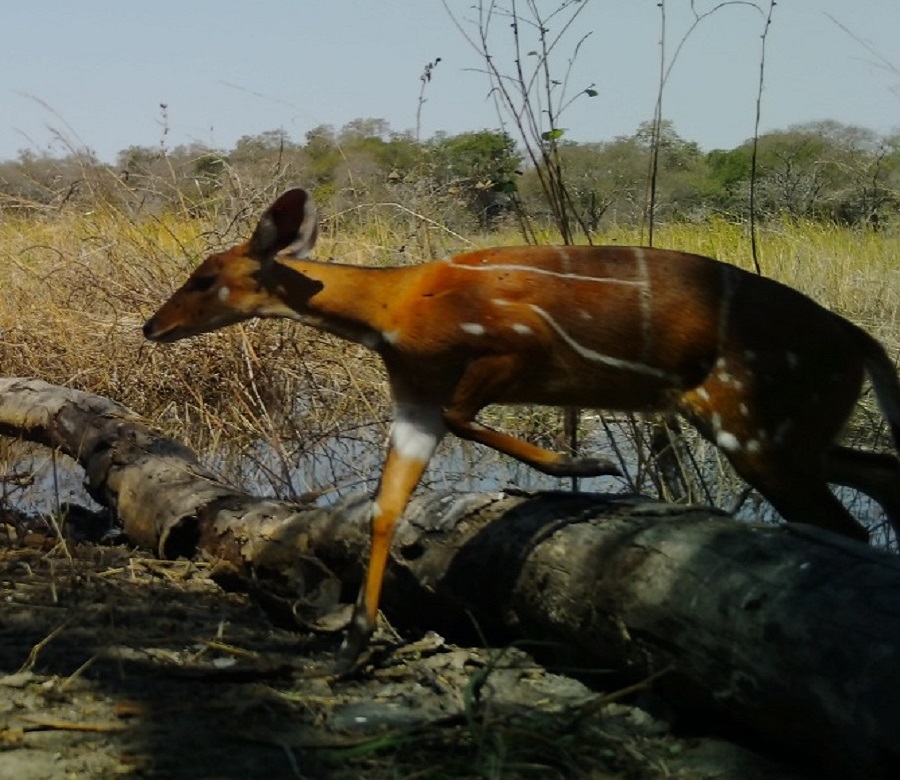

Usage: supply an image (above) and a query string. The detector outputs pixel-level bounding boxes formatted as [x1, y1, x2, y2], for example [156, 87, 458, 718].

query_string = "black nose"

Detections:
[142, 320, 154, 339]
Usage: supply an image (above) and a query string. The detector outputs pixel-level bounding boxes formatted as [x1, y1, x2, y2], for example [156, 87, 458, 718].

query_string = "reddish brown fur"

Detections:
[144, 189, 900, 667]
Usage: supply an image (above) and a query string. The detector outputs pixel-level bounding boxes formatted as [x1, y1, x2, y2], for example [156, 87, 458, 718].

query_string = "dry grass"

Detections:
[508, 217, 900, 345]
[0, 203, 391, 500]
[650, 218, 900, 343]
[2, 195, 899, 541]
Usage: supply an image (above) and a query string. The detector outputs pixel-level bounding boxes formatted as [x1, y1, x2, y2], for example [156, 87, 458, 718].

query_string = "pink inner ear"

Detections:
[268, 189, 309, 250]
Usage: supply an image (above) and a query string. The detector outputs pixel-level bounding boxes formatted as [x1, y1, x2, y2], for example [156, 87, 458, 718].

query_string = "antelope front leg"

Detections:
[446, 413, 622, 477]
[443, 358, 622, 478]
[338, 403, 444, 669]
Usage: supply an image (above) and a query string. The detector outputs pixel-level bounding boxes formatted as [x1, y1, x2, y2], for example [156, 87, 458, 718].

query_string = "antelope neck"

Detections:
[271, 258, 420, 346]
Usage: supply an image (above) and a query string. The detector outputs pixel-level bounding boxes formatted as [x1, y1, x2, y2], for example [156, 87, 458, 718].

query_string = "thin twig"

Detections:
[749, 0, 777, 276]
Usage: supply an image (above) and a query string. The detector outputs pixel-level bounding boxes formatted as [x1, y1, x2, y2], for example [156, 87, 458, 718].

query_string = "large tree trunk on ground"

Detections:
[1, 377, 898, 780]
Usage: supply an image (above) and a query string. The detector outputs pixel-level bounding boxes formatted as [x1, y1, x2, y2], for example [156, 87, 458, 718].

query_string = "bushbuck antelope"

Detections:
[143, 188, 900, 665]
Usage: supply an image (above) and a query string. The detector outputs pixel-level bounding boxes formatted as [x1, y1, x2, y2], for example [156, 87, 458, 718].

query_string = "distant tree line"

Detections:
[2, 117, 898, 233]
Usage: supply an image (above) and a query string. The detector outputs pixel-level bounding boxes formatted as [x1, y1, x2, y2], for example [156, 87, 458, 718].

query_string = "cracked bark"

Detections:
[1, 377, 899, 779]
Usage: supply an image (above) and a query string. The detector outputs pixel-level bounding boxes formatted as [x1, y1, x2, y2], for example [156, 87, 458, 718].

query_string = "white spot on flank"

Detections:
[716, 431, 741, 452]
[460, 322, 486, 336]
[511, 323, 533, 335]
[725, 374, 744, 390]
[579, 310, 593, 321]
[492, 298, 511, 307]
[371, 501, 383, 519]
[391, 403, 446, 462]
[746, 439, 762, 454]
[712, 413, 723, 432]
[739, 403, 749, 417]
[217, 285, 231, 302]
[696, 387, 710, 402]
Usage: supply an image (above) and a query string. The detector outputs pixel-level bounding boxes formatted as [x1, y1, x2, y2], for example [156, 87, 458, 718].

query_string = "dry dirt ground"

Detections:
[0, 518, 810, 780]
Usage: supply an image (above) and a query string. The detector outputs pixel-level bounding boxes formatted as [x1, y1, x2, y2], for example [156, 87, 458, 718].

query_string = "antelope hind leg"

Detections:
[826, 445, 900, 539]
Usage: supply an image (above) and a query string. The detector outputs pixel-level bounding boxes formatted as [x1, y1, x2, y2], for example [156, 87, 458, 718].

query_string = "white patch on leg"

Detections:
[218, 285, 231, 302]
[391, 403, 446, 462]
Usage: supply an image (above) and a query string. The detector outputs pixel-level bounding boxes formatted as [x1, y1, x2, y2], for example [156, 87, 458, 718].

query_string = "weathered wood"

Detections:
[0, 377, 306, 559]
[1, 377, 899, 779]
[419, 493, 900, 780]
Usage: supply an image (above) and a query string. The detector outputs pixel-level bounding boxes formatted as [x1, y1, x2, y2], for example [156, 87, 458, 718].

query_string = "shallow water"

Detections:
[4, 419, 893, 549]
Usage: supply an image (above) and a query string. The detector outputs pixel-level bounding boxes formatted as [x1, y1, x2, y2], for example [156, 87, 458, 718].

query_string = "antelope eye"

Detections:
[186, 275, 216, 293]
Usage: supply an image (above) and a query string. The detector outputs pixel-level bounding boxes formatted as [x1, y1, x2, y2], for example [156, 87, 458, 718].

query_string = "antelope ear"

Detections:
[248, 188, 319, 264]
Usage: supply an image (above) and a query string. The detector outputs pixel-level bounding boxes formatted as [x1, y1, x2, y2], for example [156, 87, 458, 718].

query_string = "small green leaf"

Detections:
[541, 128, 565, 142]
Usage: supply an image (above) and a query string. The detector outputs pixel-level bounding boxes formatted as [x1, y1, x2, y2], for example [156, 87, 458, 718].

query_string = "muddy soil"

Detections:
[0, 524, 809, 780]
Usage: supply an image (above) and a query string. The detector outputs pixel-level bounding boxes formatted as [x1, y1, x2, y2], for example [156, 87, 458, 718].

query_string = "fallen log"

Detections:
[1, 376, 898, 779]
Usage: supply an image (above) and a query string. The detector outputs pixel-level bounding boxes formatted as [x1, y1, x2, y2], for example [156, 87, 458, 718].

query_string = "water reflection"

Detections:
[1, 424, 892, 549]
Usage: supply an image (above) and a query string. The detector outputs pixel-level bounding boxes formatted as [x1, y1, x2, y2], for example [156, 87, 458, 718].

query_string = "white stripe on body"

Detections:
[717, 264, 739, 352]
[634, 247, 654, 363]
[449, 258, 647, 287]
[525, 303, 678, 382]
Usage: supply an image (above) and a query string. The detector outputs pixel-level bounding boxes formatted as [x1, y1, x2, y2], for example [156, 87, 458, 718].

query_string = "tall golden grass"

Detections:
[2, 193, 899, 541]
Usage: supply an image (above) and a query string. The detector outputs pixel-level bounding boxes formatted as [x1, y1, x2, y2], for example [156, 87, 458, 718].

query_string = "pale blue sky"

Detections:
[2, 1, 898, 163]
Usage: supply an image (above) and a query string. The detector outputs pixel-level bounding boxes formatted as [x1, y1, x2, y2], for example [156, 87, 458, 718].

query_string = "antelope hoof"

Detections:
[557, 454, 622, 478]
[335, 608, 376, 673]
